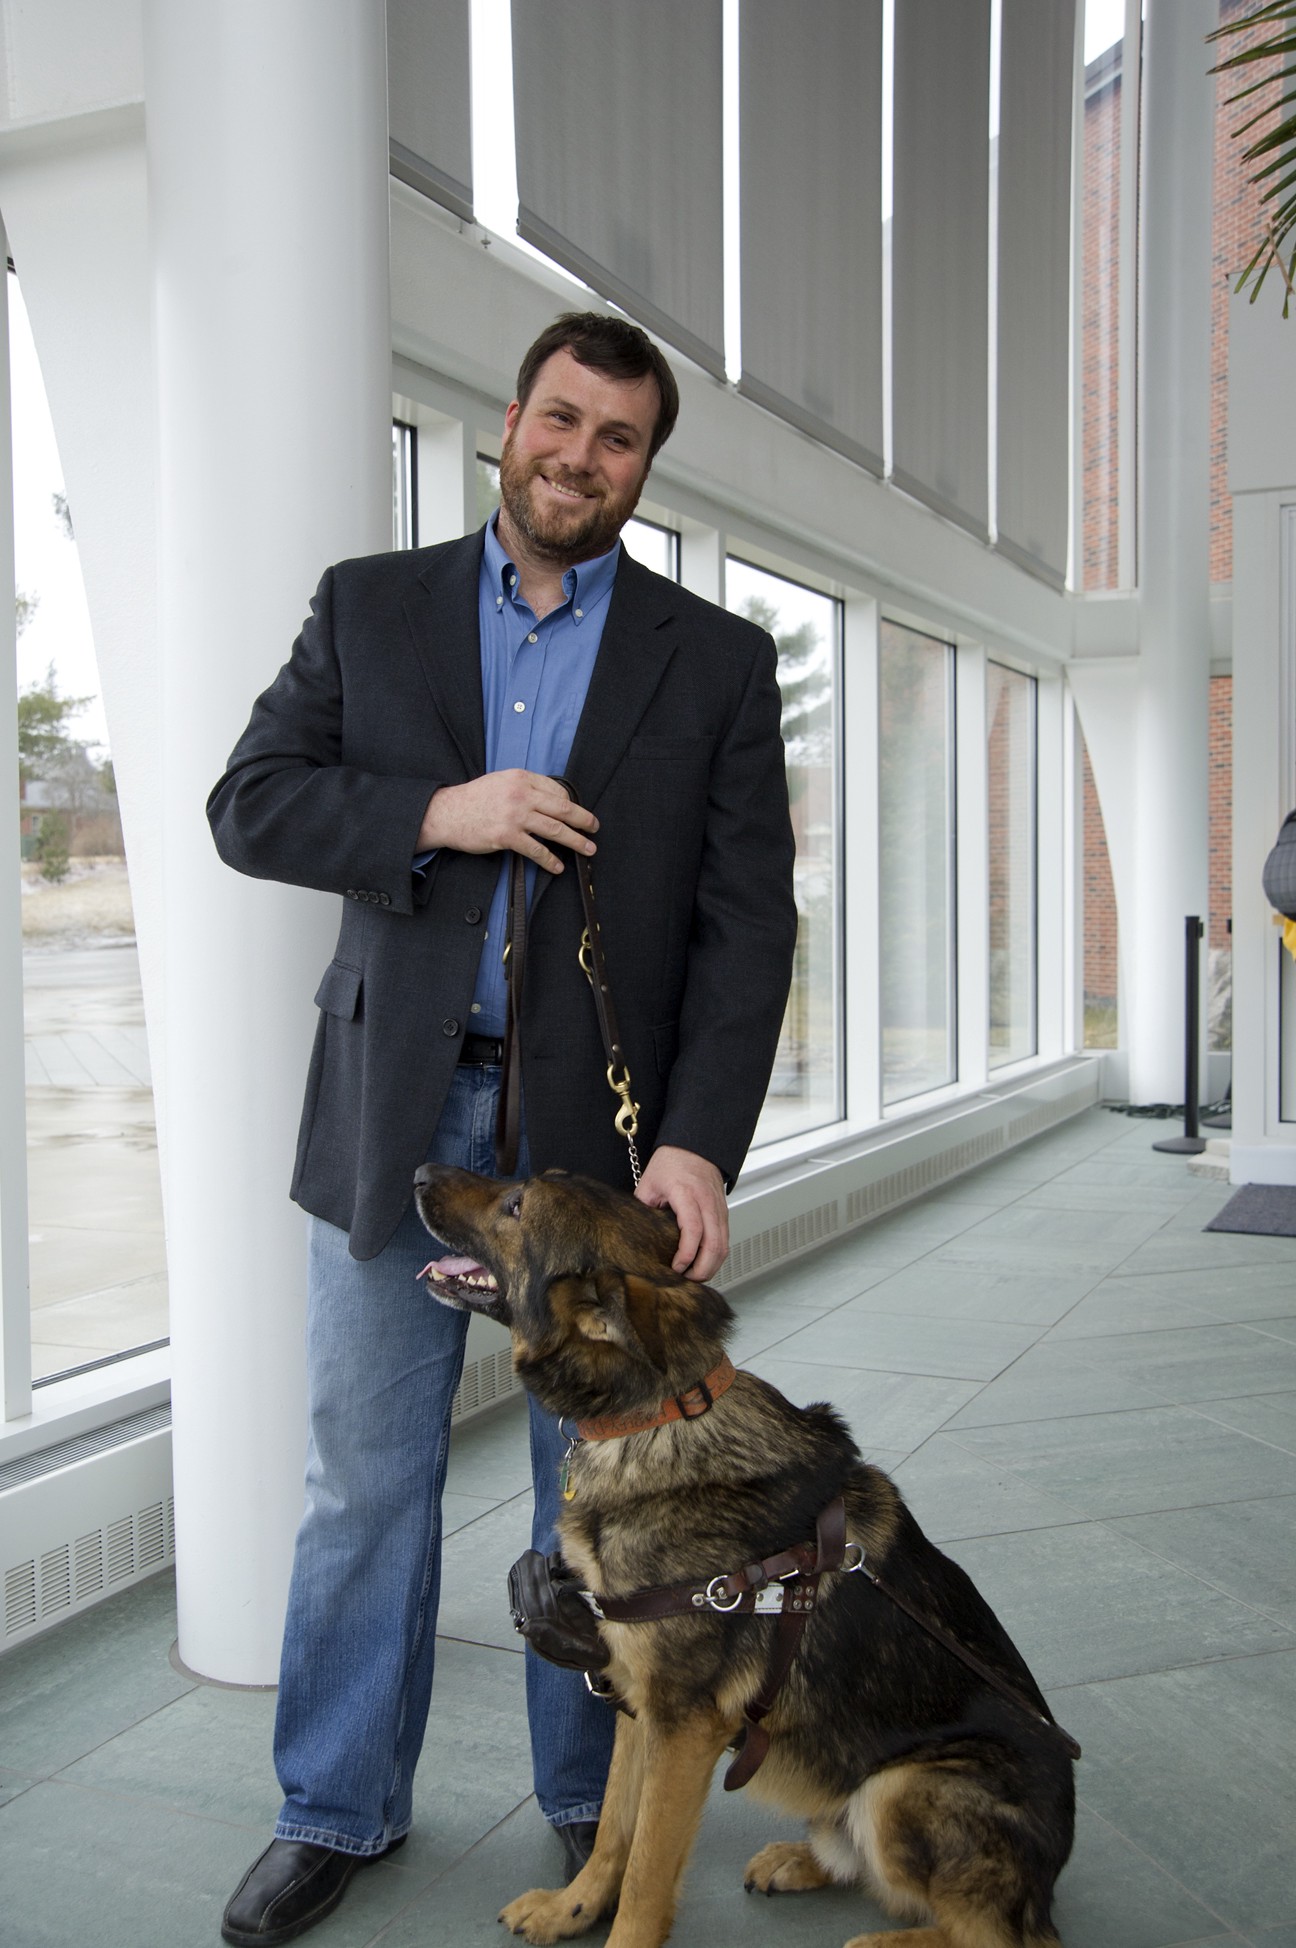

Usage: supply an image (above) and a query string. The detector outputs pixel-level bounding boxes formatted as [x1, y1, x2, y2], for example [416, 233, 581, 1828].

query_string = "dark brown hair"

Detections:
[515, 312, 680, 462]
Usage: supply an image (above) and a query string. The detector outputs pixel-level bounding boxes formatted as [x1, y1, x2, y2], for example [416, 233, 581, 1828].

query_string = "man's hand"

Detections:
[635, 1146, 728, 1281]
[419, 771, 598, 873]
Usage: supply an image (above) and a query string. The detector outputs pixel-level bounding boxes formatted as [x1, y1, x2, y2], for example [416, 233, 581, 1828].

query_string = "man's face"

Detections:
[497, 348, 658, 566]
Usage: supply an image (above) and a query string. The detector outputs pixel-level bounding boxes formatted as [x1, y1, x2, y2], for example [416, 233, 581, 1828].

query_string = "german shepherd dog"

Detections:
[414, 1165, 1075, 1948]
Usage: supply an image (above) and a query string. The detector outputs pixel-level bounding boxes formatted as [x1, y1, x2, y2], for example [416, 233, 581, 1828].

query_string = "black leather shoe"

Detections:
[221, 1835, 405, 1945]
[555, 1820, 600, 1883]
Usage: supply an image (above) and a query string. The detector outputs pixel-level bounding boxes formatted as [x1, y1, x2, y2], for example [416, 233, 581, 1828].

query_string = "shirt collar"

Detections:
[483, 513, 621, 624]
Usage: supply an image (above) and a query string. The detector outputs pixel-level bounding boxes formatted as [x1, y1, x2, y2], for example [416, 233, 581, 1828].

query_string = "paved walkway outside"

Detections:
[1, 1106, 1295, 1945]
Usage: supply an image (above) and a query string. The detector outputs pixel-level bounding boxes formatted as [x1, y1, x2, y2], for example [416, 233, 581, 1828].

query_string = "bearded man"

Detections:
[209, 311, 797, 1946]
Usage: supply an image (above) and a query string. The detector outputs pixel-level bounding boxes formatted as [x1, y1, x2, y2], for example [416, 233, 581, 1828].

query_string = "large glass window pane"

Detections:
[392, 420, 417, 548]
[987, 662, 1037, 1067]
[726, 560, 840, 1144]
[879, 621, 956, 1105]
[11, 267, 168, 1382]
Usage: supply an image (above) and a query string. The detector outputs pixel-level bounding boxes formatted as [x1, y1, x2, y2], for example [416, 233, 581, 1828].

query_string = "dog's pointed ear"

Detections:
[550, 1269, 659, 1368]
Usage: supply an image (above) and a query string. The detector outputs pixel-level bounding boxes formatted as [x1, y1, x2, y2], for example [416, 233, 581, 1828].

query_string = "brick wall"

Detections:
[1081, 51, 1121, 591]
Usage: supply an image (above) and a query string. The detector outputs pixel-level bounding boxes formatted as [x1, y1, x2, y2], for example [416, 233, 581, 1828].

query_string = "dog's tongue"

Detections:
[416, 1255, 482, 1282]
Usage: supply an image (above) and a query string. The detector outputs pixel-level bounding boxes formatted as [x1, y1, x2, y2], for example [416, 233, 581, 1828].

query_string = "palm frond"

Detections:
[1208, 0, 1296, 310]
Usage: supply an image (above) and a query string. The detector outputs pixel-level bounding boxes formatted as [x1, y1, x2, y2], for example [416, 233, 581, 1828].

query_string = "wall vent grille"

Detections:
[451, 1346, 520, 1423]
[718, 1201, 839, 1287]
[845, 1130, 1007, 1226]
[3, 1493, 177, 1646]
[0, 1404, 172, 1494]
[5, 1560, 36, 1635]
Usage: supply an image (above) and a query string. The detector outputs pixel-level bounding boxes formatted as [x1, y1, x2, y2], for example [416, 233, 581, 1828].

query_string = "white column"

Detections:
[1126, 0, 1215, 1104]
[144, 1, 391, 1683]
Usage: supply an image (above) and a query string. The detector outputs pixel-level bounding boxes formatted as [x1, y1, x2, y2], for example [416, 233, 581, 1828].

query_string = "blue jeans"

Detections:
[272, 1064, 615, 1855]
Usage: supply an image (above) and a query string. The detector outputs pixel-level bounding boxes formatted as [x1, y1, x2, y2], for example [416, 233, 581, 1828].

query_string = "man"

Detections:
[209, 312, 796, 1945]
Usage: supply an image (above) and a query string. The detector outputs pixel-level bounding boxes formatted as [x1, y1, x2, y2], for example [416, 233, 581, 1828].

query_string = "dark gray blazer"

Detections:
[208, 530, 798, 1259]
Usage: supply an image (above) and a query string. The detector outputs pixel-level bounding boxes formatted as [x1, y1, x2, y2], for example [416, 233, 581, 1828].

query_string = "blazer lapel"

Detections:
[402, 532, 487, 777]
[562, 553, 679, 811]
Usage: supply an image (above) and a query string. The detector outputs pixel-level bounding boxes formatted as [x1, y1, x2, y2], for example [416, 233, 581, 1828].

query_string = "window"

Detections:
[987, 662, 1037, 1067]
[726, 560, 841, 1144]
[878, 621, 957, 1104]
[9, 267, 168, 1389]
[392, 420, 417, 549]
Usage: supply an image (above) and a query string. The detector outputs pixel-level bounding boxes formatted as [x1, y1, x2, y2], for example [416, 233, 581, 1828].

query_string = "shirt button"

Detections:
[574, 607, 584, 618]
[465, 906, 482, 923]
[509, 574, 517, 587]
[442, 1019, 459, 1037]
[470, 1002, 482, 1014]
[496, 595, 503, 607]
[514, 700, 526, 713]
[527, 631, 538, 643]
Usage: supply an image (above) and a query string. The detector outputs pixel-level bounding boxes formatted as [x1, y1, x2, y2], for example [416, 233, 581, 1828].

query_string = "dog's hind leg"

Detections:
[601, 1709, 734, 1948]
[841, 1762, 1065, 1948]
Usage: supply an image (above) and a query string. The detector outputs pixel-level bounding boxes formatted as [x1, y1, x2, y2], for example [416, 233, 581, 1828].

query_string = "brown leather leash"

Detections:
[495, 779, 641, 1181]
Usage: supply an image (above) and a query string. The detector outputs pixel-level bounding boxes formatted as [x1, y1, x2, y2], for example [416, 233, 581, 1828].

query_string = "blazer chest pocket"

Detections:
[314, 959, 363, 1021]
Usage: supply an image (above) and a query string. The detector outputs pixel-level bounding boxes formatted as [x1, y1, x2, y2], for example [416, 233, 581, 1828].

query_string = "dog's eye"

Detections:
[503, 1189, 523, 1218]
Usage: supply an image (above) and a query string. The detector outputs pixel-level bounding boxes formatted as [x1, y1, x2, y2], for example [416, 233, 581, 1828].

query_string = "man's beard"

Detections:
[497, 444, 640, 565]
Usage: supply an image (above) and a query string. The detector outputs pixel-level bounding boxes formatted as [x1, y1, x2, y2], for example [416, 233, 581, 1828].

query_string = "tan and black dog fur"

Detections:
[414, 1164, 1075, 1948]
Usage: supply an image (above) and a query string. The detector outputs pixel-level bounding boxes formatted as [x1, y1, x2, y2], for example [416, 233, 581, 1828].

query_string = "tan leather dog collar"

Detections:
[571, 1354, 737, 1442]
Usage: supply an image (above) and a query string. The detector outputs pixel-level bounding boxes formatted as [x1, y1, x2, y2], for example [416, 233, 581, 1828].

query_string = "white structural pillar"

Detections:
[144, 1, 392, 1683]
[1125, 0, 1216, 1106]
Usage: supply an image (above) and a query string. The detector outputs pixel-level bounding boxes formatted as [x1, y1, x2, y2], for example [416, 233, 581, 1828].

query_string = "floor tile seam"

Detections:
[1067, 1794, 1242, 1939]
[1080, 1511, 1296, 1629]
[943, 1395, 1275, 1439]
[797, 1300, 1062, 1335]
[750, 1349, 1033, 1384]
[931, 1434, 1106, 1522]
[15, 1766, 270, 1834]
[14, 1673, 205, 1779]
[440, 1484, 533, 1532]
[1050, 1636, 1296, 1697]
[1183, 1402, 1296, 1458]
[433, 1629, 524, 1657]
[363, 1798, 539, 1941]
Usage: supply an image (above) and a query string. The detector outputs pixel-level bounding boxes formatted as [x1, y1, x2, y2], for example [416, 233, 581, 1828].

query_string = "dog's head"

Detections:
[413, 1164, 735, 1421]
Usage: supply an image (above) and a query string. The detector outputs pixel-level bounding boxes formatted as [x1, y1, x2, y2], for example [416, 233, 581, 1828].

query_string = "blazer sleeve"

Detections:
[206, 566, 446, 917]
[652, 627, 798, 1183]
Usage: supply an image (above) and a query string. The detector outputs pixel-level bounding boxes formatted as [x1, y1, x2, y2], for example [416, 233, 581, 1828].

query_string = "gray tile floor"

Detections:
[2, 1107, 1295, 1947]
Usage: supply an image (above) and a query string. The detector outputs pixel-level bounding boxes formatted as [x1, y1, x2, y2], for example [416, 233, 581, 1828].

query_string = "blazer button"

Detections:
[345, 888, 357, 899]
[378, 893, 391, 907]
[465, 906, 482, 924]
[442, 1018, 460, 1037]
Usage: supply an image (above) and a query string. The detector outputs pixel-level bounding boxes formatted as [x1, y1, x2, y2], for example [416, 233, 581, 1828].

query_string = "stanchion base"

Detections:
[1200, 1113, 1231, 1131]
[1151, 1136, 1207, 1154]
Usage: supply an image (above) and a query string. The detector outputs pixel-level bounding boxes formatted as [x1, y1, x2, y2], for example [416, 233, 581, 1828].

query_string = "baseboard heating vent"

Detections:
[845, 1129, 1007, 1228]
[2, 1410, 174, 1653]
[716, 1201, 839, 1288]
[450, 1345, 522, 1423]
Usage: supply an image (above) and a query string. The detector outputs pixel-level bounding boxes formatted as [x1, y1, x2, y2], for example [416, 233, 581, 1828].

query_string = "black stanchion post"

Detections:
[1153, 915, 1207, 1155]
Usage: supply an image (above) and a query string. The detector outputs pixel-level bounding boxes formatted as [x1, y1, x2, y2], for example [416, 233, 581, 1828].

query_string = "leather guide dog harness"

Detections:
[524, 1361, 1081, 1785]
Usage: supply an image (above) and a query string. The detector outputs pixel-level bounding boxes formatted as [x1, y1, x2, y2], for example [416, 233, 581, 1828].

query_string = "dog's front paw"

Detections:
[499, 1886, 596, 1943]
[743, 1840, 833, 1895]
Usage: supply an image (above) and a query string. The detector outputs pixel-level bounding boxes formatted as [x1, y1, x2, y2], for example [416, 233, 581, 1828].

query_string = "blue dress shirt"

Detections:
[464, 516, 621, 1034]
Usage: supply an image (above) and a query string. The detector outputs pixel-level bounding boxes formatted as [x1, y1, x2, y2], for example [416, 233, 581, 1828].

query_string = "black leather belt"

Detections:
[458, 1033, 504, 1066]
